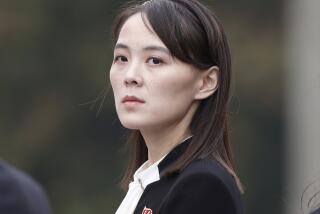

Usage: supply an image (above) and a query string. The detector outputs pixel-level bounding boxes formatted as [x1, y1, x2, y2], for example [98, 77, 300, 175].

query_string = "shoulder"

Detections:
[0, 160, 52, 214]
[160, 158, 243, 214]
[180, 158, 241, 197]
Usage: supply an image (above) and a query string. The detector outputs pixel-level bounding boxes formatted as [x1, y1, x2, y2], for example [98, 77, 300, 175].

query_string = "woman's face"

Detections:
[110, 13, 202, 130]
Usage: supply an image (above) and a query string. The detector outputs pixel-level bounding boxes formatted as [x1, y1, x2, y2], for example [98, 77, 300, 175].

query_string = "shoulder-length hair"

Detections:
[111, 0, 243, 192]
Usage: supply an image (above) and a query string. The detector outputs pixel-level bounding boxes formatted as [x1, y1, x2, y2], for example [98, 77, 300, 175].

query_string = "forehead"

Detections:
[116, 13, 165, 48]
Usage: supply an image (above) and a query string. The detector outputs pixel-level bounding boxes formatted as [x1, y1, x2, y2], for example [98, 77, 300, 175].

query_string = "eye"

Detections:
[147, 57, 163, 65]
[114, 55, 128, 63]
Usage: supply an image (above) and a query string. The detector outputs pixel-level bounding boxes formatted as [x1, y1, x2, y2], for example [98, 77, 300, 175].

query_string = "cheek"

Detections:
[148, 76, 197, 116]
[109, 70, 122, 98]
[151, 74, 196, 100]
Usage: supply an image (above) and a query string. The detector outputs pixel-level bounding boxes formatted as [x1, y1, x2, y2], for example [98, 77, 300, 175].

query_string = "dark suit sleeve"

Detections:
[0, 161, 52, 214]
[160, 172, 238, 214]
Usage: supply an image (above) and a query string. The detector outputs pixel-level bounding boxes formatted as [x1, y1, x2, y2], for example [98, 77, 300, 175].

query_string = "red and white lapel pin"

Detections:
[142, 206, 153, 214]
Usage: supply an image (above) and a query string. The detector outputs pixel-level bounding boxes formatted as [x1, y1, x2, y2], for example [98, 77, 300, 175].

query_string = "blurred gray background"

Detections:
[1, 0, 314, 213]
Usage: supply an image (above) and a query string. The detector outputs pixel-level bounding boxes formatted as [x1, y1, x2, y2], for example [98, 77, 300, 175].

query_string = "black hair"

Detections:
[111, 0, 243, 192]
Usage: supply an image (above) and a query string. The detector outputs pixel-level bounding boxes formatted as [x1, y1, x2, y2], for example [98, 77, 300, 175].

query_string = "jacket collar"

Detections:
[158, 136, 192, 177]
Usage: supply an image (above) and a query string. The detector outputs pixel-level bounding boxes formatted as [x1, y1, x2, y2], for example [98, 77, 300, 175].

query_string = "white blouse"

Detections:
[115, 136, 192, 214]
[115, 157, 164, 214]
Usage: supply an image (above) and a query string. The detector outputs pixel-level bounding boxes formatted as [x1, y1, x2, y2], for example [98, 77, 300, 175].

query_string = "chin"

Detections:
[118, 117, 147, 130]
[120, 122, 140, 130]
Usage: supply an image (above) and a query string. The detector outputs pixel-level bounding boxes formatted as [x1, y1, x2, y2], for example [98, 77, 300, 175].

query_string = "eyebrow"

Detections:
[114, 43, 170, 55]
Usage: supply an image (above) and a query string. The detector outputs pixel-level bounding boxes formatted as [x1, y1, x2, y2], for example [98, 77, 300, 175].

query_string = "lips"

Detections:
[122, 95, 145, 103]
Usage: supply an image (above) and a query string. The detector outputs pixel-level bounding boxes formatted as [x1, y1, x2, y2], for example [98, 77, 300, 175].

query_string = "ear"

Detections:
[194, 66, 219, 100]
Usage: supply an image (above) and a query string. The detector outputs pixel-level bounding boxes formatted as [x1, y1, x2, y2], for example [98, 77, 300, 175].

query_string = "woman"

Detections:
[109, 0, 244, 213]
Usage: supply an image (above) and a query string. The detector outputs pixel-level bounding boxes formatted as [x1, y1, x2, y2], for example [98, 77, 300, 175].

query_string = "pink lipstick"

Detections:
[122, 95, 145, 103]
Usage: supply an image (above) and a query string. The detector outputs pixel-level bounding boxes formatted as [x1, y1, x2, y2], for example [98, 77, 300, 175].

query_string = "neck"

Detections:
[141, 127, 191, 165]
[140, 103, 198, 165]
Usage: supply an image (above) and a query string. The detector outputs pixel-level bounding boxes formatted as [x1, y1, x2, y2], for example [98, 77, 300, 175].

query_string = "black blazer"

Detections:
[0, 160, 52, 214]
[133, 139, 244, 214]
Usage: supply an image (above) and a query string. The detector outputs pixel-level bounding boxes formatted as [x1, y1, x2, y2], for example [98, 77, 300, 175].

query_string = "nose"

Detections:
[124, 62, 143, 87]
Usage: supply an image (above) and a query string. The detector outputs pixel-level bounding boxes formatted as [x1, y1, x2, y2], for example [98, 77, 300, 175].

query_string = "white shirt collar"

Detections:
[115, 135, 193, 214]
[132, 156, 165, 190]
[132, 135, 193, 189]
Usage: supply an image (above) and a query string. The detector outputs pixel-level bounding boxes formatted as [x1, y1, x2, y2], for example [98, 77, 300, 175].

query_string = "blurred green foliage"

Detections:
[0, 0, 283, 213]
